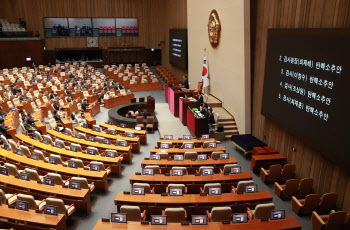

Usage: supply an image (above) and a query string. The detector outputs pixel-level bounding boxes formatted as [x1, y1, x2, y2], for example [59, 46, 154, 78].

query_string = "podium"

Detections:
[147, 96, 155, 112]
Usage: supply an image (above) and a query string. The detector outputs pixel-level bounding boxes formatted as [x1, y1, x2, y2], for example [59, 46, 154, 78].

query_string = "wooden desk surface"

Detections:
[251, 153, 287, 161]
[93, 216, 302, 230]
[0, 205, 66, 230]
[129, 171, 253, 184]
[0, 148, 107, 180]
[16, 133, 123, 166]
[75, 126, 139, 143]
[100, 123, 147, 135]
[157, 138, 216, 145]
[115, 190, 273, 205]
[150, 146, 226, 154]
[141, 158, 237, 167]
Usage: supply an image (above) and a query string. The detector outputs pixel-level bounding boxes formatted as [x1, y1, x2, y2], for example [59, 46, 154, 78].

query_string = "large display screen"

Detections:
[262, 29, 350, 169]
[169, 29, 188, 70]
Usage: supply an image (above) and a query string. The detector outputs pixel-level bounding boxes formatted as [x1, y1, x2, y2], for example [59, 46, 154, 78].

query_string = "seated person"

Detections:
[53, 110, 63, 125]
[201, 105, 209, 118]
[93, 87, 99, 94]
[22, 117, 37, 134]
[0, 106, 8, 117]
[98, 90, 105, 103]
[52, 100, 60, 111]
[49, 91, 56, 100]
[0, 118, 11, 139]
[198, 91, 204, 104]
[81, 99, 89, 112]
[127, 112, 133, 118]
[182, 75, 189, 89]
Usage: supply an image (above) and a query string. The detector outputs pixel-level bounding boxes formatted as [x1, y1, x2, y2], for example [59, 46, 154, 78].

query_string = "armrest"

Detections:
[185, 187, 188, 194]
[151, 187, 155, 194]
[64, 178, 71, 184]
[200, 187, 203, 193]
[274, 182, 283, 197]
[185, 210, 187, 219]
[231, 185, 237, 193]
[141, 210, 147, 221]
[166, 187, 168, 193]
[292, 196, 302, 215]
[219, 169, 223, 174]
[66, 203, 75, 217]
[247, 207, 254, 220]
[162, 210, 165, 215]
[106, 166, 112, 175]
[312, 211, 325, 230]
[206, 210, 210, 222]
[159, 168, 162, 174]
[260, 167, 268, 183]
[7, 193, 18, 205]
[37, 199, 46, 210]
[196, 170, 199, 174]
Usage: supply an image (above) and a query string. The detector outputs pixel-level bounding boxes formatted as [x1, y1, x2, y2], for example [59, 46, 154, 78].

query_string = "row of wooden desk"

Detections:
[156, 137, 216, 147]
[150, 146, 226, 155]
[0, 148, 109, 193]
[104, 93, 134, 109]
[100, 123, 147, 144]
[93, 216, 302, 230]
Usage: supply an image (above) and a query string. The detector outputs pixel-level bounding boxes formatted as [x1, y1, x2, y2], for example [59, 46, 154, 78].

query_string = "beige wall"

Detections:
[187, 0, 251, 134]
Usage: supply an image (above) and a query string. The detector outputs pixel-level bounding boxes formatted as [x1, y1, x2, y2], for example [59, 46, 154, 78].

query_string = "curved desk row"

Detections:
[100, 123, 147, 144]
[0, 148, 109, 193]
[157, 138, 216, 147]
[150, 146, 226, 155]
[16, 133, 124, 176]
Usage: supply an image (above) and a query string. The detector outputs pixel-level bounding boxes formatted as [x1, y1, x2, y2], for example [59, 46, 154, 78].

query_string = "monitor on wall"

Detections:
[169, 29, 188, 70]
[261, 29, 350, 170]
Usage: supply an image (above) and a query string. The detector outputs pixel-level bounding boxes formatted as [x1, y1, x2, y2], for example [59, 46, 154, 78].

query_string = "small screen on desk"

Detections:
[31, 153, 39, 160]
[70, 145, 77, 152]
[94, 127, 101, 132]
[103, 139, 111, 145]
[151, 215, 167, 225]
[120, 123, 126, 128]
[208, 142, 217, 148]
[142, 168, 154, 175]
[183, 135, 191, 140]
[174, 155, 184, 161]
[191, 215, 207, 225]
[44, 205, 58, 216]
[88, 136, 95, 142]
[19, 172, 30, 181]
[202, 134, 210, 139]
[48, 156, 57, 165]
[220, 153, 229, 159]
[43, 177, 55, 186]
[126, 132, 135, 138]
[160, 143, 169, 149]
[184, 143, 194, 149]
[245, 185, 257, 193]
[270, 210, 285, 220]
[169, 188, 183, 196]
[16, 201, 28, 211]
[132, 187, 145, 195]
[68, 160, 78, 169]
[55, 142, 62, 149]
[164, 135, 173, 140]
[109, 130, 116, 135]
[111, 213, 127, 223]
[231, 166, 241, 174]
[197, 154, 207, 161]
[208, 187, 221, 196]
[172, 169, 184, 176]
[69, 181, 81, 190]
[119, 141, 127, 147]
[150, 154, 160, 160]
[106, 151, 116, 158]
[202, 168, 213, 176]
[90, 164, 100, 172]
[232, 213, 248, 224]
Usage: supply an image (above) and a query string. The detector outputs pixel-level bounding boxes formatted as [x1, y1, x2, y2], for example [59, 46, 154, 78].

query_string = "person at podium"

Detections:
[182, 75, 189, 89]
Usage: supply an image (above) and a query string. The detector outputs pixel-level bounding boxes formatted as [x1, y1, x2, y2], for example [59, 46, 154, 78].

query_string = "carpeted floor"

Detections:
[65, 68, 312, 230]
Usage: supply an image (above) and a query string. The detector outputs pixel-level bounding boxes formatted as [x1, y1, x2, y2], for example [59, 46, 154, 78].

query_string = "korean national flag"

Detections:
[202, 54, 209, 87]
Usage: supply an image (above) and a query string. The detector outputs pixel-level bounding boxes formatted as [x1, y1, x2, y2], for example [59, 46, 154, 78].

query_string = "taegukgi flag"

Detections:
[202, 50, 209, 88]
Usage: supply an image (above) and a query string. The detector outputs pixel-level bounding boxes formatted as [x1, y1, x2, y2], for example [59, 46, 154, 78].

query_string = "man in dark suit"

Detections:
[53, 110, 62, 125]
[98, 90, 105, 103]
[208, 108, 215, 125]
[52, 100, 60, 111]
[93, 87, 99, 94]
[27, 113, 42, 134]
[81, 99, 89, 112]
[182, 75, 189, 89]
[201, 105, 209, 118]
[0, 118, 11, 138]
[49, 91, 56, 100]
[198, 92, 204, 104]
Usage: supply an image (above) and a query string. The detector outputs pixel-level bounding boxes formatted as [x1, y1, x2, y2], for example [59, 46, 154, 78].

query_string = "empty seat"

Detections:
[90, 161, 111, 175]
[65, 177, 95, 192]
[16, 193, 46, 210]
[87, 147, 99, 155]
[292, 194, 321, 216]
[133, 183, 153, 194]
[222, 164, 239, 174]
[167, 184, 186, 194]
[144, 165, 161, 174]
[274, 179, 299, 200]
[8, 139, 18, 152]
[211, 151, 225, 159]
[312, 210, 347, 230]
[70, 143, 82, 152]
[19, 145, 31, 157]
[120, 205, 146, 222]
[208, 206, 232, 222]
[68, 158, 84, 168]
[318, 193, 338, 214]
[198, 166, 214, 175]
[154, 152, 169, 159]
[232, 180, 255, 193]
[45, 197, 75, 217]
[0, 189, 17, 205]
[24, 168, 43, 181]
[43, 172, 64, 185]
[202, 183, 221, 194]
[260, 164, 282, 183]
[184, 152, 197, 160]
[135, 116, 144, 129]
[33, 149, 46, 161]
[247, 203, 275, 220]
[4, 162, 21, 176]
[171, 166, 187, 175]
[280, 164, 296, 181]
[163, 208, 187, 223]
[296, 178, 313, 198]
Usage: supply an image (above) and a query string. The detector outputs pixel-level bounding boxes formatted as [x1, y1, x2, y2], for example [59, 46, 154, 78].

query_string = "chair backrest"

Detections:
[49, 154, 64, 165]
[136, 116, 144, 125]
[46, 172, 63, 185]
[17, 194, 37, 210]
[0, 135, 9, 145]
[168, 184, 186, 194]
[33, 149, 46, 161]
[182, 142, 195, 148]
[133, 183, 151, 194]
[281, 179, 299, 199]
[199, 166, 214, 175]
[90, 161, 105, 170]
[145, 165, 160, 174]
[120, 205, 142, 221]
[280, 164, 296, 181]
[8, 139, 18, 152]
[70, 143, 82, 152]
[55, 139, 65, 148]
[45, 198, 66, 215]
[70, 177, 89, 189]
[4, 162, 18, 176]
[161, 142, 173, 148]
[223, 164, 239, 174]
[296, 178, 313, 198]
[155, 152, 169, 159]
[0, 189, 7, 204]
[184, 151, 197, 160]
[301, 194, 322, 215]
[36, 99, 42, 107]
[87, 147, 99, 155]
[65, 127, 73, 136]
[24, 168, 41, 181]
[203, 183, 221, 194]
[210, 206, 232, 222]
[43, 135, 54, 145]
[324, 211, 347, 230]
[49, 118, 57, 130]
[318, 193, 338, 214]
[164, 207, 186, 223]
[253, 203, 275, 219]
[20, 145, 31, 157]
[172, 166, 187, 174]
[13, 98, 20, 106]
[236, 180, 255, 193]
[211, 151, 225, 159]
[69, 158, 84, 168]
[42, 96, 49, 103]
[266, 164, 283, 182]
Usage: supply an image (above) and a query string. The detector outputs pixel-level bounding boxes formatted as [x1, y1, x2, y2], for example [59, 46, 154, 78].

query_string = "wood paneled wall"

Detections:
[0, 0, 166, 50]
[0, 0, 187, 77]
[251, 0, 350, 211]
[162, 0, 188, 79]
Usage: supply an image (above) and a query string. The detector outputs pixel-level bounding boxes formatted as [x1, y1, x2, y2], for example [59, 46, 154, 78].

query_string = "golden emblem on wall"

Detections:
[208, 9, 221, 48]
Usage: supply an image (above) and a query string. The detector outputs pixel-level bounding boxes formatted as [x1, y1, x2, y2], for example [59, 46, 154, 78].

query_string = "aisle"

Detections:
[155, 103, 191, 138]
